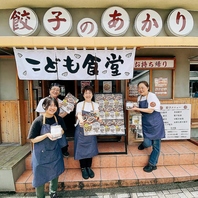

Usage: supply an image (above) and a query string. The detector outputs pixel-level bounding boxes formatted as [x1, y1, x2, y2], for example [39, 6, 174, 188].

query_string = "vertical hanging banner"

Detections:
[13, 48, 136, 80]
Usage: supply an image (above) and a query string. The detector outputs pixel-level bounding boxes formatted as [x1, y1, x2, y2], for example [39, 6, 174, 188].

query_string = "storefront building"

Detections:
[1, 0, 198, 145]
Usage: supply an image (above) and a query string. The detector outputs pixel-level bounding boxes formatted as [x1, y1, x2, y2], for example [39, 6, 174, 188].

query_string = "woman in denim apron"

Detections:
[35, 83, 69, 158]
[28, 97, 67, 198]
[74, 86, 101, 179]
[132, 81, 165, 172]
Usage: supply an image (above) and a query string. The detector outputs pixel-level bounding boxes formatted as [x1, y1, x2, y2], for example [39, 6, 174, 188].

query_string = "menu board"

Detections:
[161, 104, 191, 140]
[95, 93, 125, 135]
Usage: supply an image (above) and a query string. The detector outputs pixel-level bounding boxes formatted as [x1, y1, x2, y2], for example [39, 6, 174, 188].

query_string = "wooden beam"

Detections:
[1, 37, 198, 48]
[0, 55, 14, 59]
[0, 0, 198, 11]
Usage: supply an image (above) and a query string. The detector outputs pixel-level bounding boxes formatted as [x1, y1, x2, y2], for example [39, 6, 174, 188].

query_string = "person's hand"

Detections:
[132, 106, 140, 112]
[46, 133, 57, 141]
[98, 117, 103, 124]
[61, 128, 64, 135]
[79, 120, 84, 127]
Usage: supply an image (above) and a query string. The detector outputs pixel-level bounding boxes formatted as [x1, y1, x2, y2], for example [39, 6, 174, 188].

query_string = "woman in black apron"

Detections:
[132, 81, 165, 172]
[74, 85, 101, 179]
[28, 97, 67, 198]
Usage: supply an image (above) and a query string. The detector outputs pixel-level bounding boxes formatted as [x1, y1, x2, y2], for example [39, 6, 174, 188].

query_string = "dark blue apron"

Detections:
[74, 102, 98, 160]
[32, 115, 65, 188]
[139, 98, 165, 140]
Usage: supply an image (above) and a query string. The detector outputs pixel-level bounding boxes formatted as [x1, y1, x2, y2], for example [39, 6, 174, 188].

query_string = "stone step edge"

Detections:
[15, 165, 198, 193]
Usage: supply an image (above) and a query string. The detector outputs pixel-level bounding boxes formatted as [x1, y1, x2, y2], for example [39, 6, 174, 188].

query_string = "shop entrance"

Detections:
[33, 79, 122, 141]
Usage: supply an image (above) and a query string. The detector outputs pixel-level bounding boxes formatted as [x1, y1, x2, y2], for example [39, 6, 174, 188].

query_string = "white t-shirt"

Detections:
[137, 92, 161, 112]
[35, 97, 64, 114]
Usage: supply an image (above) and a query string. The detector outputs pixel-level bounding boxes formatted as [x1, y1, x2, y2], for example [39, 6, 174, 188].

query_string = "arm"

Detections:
[30, 133, 50, 143]
[28, 116, 57, 142]
[59, 111, 68, 118]
[77, 112, 84, 127]
[132, 92, 160, 114]
[58, 99, 68, 118]
[30, 133, 57, 143]
[132, 106, 154, 114]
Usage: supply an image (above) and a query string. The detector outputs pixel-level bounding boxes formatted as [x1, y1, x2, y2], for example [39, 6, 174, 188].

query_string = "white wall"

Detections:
[0, 59, 17, 100]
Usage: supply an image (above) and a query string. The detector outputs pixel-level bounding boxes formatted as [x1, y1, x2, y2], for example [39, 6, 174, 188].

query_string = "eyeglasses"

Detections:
[50, 88, 60, 92]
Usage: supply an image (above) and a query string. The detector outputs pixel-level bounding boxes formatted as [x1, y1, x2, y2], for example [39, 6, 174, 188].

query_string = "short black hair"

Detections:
[49, 83, 60, 90]
[82, 85, 94, 95]
[42, 97, 58, 110]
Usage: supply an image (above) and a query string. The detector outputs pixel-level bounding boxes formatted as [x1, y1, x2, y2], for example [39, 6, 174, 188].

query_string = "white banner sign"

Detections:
[13, 48, 136, 80]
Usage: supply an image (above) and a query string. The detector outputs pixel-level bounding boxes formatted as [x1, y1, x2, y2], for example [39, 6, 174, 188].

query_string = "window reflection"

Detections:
[129, 70, 149, 97]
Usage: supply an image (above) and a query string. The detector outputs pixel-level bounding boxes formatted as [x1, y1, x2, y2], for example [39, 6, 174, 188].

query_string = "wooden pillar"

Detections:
[116, 80, 121, 92]
[41, 80, 48, 97]
[149, 70, 153, 92]
[27, 80, 35, 124]
[16, 75, 26, 145]
[94, 80, 99, 93]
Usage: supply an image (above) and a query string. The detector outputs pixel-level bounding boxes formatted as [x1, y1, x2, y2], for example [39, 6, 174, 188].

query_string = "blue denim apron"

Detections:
[32, 115, 65, 188]
[139, 99, 165, 140]
[74, 102, 98, 160]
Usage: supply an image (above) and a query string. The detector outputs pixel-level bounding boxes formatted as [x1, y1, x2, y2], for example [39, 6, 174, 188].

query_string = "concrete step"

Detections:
[15, 140, 198, 192]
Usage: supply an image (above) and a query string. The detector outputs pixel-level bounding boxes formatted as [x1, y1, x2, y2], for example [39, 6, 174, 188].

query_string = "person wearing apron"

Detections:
[74, 85, 101, 179]
[132, 81, 165, 173]
[28, 97, 67, 198]
[36, 83, 69, 158]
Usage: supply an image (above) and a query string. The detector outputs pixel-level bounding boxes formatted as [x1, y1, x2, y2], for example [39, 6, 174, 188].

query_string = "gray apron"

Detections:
[139, 98, 165, 140]
[74, 101, 98, 160]
[32, 115, 65, 188]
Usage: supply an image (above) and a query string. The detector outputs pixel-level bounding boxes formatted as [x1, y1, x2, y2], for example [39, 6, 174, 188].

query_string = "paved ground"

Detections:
[0, 180, 198, 198]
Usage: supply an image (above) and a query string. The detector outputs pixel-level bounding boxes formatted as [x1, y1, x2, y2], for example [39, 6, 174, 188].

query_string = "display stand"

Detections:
[95, 93, 127, 154]
[127, 110, 143, 144]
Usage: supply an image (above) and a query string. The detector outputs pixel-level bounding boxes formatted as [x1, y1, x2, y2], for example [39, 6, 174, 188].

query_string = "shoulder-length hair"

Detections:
[42, 97, 58, 110]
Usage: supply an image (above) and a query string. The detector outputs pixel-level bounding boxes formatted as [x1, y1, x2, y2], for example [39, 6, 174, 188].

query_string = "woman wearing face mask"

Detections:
[36, 83, 69, 157]
[28, 97, 67, 198]
[74, 85, 102, 179]
[131, 81, 165, 173]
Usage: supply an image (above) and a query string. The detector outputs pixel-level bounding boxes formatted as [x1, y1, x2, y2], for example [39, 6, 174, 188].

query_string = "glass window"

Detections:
[190, 64, 198, 97]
